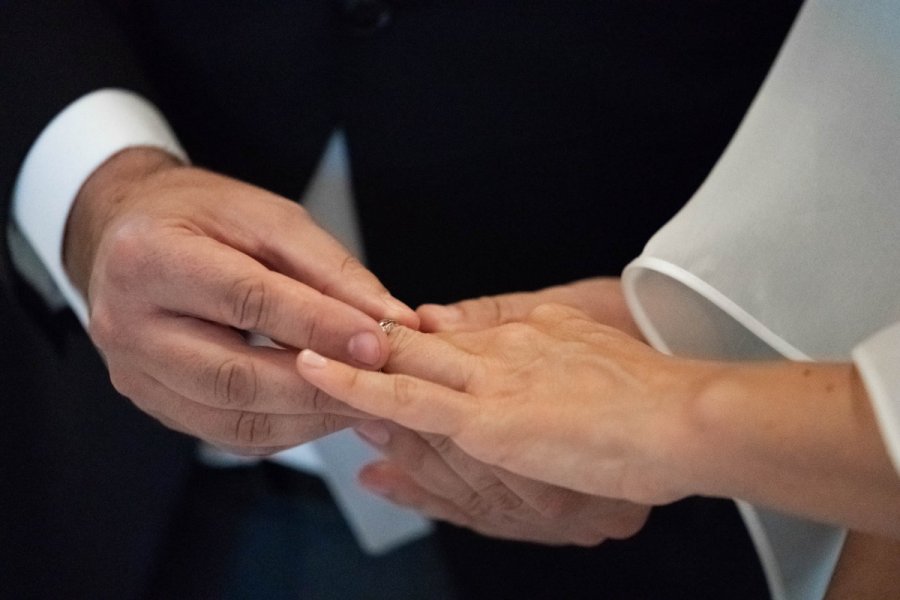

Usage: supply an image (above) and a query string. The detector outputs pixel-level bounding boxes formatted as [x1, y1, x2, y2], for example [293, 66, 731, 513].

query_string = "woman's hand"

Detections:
[298, 301, 900, 535]
[417, 277, 644, 340]
[299, 303, 701, 505]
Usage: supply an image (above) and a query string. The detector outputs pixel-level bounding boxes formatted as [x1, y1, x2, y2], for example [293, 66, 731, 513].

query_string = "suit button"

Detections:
[340, 0, 392, 35]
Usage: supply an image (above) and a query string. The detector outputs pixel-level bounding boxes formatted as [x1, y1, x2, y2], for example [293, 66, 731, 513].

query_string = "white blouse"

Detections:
[623, 1, 900, 598]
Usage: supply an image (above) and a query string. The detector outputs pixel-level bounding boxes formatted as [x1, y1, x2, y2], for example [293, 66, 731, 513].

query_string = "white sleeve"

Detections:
[10, 88, 188, 326]
[852, 320, 900, 477]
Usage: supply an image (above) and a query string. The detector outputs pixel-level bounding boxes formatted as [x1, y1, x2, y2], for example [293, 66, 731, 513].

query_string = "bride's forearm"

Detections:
[672, 361, 900, 536]
[824, 531, 900, 599]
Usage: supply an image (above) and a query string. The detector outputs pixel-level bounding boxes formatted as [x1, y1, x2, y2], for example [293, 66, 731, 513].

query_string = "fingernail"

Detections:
[360, 478, 392, 497]
[355, 421, 391, 446]
[299, 349, 327, 368]
[358, 463, 394, 496]
[348, 332, 381, 366]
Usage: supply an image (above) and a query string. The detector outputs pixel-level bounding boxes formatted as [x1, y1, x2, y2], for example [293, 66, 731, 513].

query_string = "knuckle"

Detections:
[147, 409, 190, 436]
[527, 302, 584, 329]
[475, 480, 523, 513]
[338, 254, 364, 277]
[456, 490, 491, 519]
[102, 226, 174, 303]
[527, 302, 565, 323]
[305, 385, 332, 414]
[87, 304, 118, 349]
[483, 295, 506, 324]
[391, 375, 417, 411]
[103, 222, 152, 283]
[279, 414, 341, 446]
[302, 310, 321, 349]
[468, 294, 510, 326]
[317, 412, 349, 438]
[427, 434, 457, 457]
[214, 358, 259, 408]
[388, 327, 418, 359]
[224, 276, 269, 330]
[402, 443, 429, 474]
[107, 367, 138, 398]
[609, 507, 650, 540]
[321, 254, 382, 298]
[230, 411, 274, 446]
[532, 491, 571, 520]
[296, 412, 349, 443]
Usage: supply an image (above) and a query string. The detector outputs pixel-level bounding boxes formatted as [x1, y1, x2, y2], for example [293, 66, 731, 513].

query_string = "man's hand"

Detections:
[65, 147, 417, 454]
[354, 421, 650, 546]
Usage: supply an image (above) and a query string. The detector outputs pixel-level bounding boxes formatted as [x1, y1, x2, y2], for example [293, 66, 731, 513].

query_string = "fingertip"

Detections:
[358, 460, 396, 496]
[347, 331, 387, 368]
[416, 303, 462, 332]
[355, 420, 391, 446]
[298, 348, 328, 369]
[402, 310, 422, 330]
[382, 295, 420, 329]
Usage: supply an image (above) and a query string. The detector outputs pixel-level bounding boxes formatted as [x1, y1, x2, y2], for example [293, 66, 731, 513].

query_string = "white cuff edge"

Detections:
[11, 88, 188, 327]
[621, 255, 810, 361]
[852, 322, 900, 478]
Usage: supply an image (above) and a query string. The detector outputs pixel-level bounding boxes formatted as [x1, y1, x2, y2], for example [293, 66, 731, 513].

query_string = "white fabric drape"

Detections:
[623, 0, 900, 598]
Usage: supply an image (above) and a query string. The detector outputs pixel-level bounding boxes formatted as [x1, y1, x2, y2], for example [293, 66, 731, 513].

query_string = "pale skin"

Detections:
[296, 287, 900, 538]
[351, 277, 654, 546]
[347, 284, 900, 595]
[65, 145, 900, 582]
[825, 532, 900, 599]
[356, 421, 650, 546]
[356, 428, 900, 598]
[65, 153, 900, 587]
[67, 149, 652, 545]
[64, 146, 418, 454]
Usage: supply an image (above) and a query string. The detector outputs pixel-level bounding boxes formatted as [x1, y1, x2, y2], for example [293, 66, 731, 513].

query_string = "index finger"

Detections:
[297, 349, 475, 438]
[210, 196, 419, 328]
[384, 325, 479, 390]
[139, 235, 392, 368]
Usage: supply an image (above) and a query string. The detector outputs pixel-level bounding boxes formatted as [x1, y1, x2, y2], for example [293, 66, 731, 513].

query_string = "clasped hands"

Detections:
[66, 148, 680, 545]
[296, 285, 697, 545]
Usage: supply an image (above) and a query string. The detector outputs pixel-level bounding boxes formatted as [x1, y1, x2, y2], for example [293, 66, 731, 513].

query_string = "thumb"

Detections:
[417, 291, 538, 333]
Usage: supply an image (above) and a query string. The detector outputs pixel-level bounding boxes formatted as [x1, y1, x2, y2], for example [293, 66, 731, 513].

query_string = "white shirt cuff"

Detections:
[852, 320, 900, 477]
[11, 88, 188, 326]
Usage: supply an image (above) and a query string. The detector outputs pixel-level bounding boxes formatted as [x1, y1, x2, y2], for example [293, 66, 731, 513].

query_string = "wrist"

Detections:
[676, 362, 899, 525]
[669, 361, 758, 499]
[63, 147, 184, 297]
[640, 358, 728, 501]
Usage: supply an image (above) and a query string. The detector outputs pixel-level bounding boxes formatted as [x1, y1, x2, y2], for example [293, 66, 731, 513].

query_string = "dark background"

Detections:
[1, 2, 802, 598]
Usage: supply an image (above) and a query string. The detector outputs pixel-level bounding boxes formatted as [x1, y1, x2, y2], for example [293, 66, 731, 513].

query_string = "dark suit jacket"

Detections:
[0, 1, 801, 597]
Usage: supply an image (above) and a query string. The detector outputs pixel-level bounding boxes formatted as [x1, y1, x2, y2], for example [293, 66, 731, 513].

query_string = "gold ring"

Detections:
[378, 318, 397, 335]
